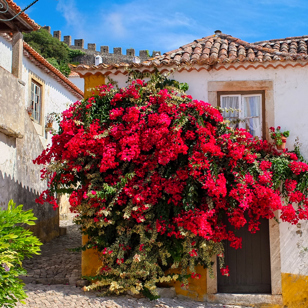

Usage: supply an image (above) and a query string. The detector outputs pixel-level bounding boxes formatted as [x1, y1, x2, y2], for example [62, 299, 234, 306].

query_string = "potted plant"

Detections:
[45, 113, 55, 129]
[269, 126, 289, 150]
[26, 106, 33, 117]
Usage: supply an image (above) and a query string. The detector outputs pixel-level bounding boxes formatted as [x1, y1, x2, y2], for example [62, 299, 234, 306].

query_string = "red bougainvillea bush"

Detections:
[34, 72, 308, 298]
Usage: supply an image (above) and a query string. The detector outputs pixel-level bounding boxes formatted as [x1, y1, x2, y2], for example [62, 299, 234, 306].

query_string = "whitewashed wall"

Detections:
[280, 220, 308, 276]
[68, 75, 84, 93]
[0, 36, 12, 72]
[0, 132, 17, 205]
[22, 58, 80, 146]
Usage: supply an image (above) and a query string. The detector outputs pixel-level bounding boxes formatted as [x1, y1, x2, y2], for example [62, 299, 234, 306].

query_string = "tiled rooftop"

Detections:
[147, 32, 302, 66]
[4, 0, 40, 31]
[254, 35, 308, 55]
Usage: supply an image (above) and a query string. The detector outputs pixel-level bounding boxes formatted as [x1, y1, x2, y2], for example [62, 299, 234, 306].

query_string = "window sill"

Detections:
[32, 121, 44, 136]
[0, 124, 23, 139]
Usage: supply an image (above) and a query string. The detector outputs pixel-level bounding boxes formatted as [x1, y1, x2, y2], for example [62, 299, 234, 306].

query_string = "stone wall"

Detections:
[42, 26, 161, 65]
[0, 66, 62, 243]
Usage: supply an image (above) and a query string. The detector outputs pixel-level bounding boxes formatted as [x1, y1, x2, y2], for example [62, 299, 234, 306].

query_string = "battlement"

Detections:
[41, 26, 161, 65]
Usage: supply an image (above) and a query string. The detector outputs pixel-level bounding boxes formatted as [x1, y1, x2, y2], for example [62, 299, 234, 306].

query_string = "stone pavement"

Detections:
[22, 215, 81, 286]
[15, 283, 248, 308]
[17, 215, 248, 308]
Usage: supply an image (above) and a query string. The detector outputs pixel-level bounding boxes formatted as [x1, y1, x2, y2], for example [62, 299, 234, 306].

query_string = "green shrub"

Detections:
[0, 200, 42, 308]
[23, 28, 85, 77]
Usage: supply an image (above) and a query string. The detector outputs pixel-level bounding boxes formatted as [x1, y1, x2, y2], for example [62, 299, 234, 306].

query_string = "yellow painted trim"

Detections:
[281, 272, 308, 308]
[81, 234, 102, 276]
[84, 73, 106, 99]
[81, 73, 106, 276]
[164, 265, 207, 301]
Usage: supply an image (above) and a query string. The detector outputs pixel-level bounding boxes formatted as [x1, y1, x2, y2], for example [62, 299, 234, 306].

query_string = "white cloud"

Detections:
[104, 13, 127, 39]
[96, 0, 209, 52]
[56, 0, 86, 38]
[53, 0, 308, 55]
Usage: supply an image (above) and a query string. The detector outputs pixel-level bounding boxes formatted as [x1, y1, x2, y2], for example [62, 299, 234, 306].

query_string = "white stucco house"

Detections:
[0, 0, 83, 241]
[73, 30, 308, 307]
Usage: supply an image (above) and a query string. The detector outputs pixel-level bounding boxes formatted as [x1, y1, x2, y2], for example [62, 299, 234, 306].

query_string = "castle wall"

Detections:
[42, 26, 161, 65]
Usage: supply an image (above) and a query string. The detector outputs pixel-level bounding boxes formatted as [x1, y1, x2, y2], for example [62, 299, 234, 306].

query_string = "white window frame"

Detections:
[31, 80, 42, 124]
[220, 94, 262, 138]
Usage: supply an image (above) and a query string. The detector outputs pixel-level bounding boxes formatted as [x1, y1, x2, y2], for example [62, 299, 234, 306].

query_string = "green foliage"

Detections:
[269, 126, 290, 146]
[127, 69, 189, 93]
[0, 200, 42, 308]
[24, 29, 69, 62]
[68, 49, 85, 59]
[58, 63, 71, 77]
[46, 57, 60, 70]
[23, 28, 85, 77]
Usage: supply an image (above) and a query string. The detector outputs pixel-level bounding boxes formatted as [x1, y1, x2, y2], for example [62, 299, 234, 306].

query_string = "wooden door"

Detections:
[217, 217, 271, 293]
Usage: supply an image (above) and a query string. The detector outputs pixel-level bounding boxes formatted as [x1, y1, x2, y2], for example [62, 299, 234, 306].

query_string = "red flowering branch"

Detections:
[33, 71, 308, 298]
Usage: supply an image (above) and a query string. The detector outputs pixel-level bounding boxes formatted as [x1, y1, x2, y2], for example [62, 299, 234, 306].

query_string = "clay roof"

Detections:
[23, 42, 84, 99]
[254, 35, 308, 55]
[73, 32, 308, 76]
[146, 33, 305, 65]
[0, 0, 40, 32]
[68, 71, 80, 77]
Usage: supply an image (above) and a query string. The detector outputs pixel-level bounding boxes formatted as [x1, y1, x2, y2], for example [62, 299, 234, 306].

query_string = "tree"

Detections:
[33, 72, 308, 298]
[24, 28, 84, 77]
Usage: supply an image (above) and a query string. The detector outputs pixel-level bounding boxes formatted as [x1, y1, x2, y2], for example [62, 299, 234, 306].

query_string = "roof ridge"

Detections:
[254, 35, 308, 45]
[218, 33, 296, 57]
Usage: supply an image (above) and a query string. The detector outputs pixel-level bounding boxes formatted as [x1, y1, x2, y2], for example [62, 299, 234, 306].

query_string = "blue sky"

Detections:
[16, 0, 308, 55]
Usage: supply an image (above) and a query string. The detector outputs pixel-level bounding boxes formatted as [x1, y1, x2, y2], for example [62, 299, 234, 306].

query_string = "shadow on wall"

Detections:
[0, 131, 16, 149]
[0, 170, 61, 243]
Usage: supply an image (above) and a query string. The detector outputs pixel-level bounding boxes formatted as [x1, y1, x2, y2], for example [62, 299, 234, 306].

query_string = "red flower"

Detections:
[189, 249, 198, 257]
[191, 272, 201, 279]
[220, 266, 230, 276]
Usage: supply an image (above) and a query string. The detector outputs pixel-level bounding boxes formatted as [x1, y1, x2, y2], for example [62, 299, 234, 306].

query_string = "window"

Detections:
[220, 93, 263, 138]
[31, 80, 42, 123]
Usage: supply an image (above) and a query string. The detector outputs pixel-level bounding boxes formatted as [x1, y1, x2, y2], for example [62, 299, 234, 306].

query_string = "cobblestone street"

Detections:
[21, 216, 81, 286]
[17, 215, 248, 308]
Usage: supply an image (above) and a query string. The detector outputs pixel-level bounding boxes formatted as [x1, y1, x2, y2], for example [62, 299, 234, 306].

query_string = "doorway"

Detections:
[217, 217, 271, 293]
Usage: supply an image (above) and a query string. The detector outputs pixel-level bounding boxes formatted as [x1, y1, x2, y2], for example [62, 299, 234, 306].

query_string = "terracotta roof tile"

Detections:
[5, 0, 40, 30]
[254, 35, 308, 56]
[69, 71, 80, 77]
